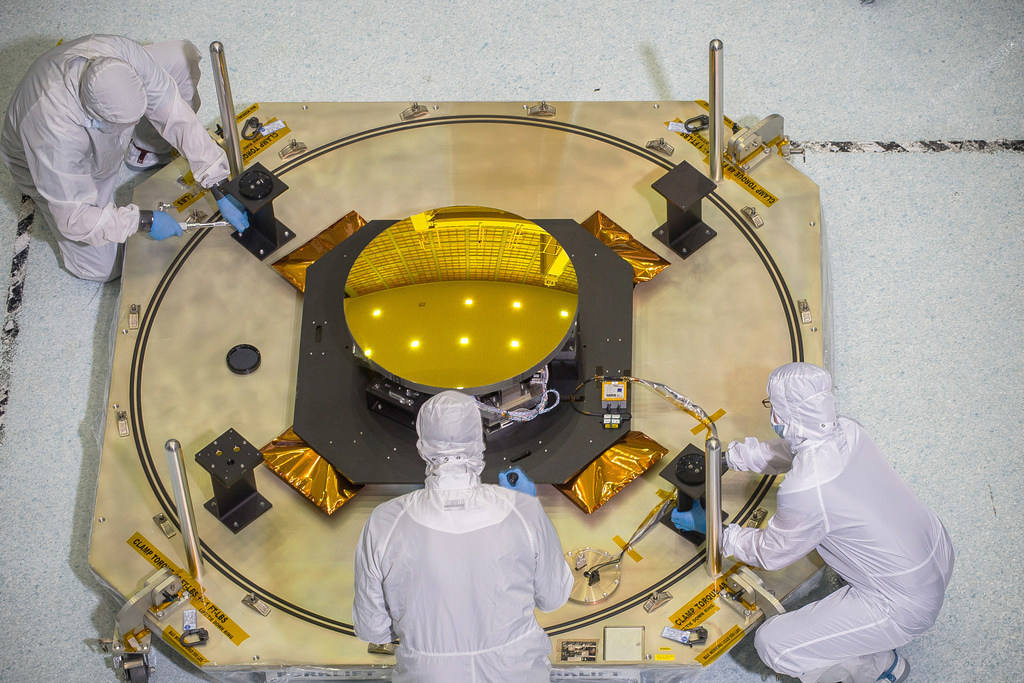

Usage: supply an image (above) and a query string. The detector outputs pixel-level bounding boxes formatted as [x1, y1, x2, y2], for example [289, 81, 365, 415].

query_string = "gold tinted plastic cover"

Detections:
[271, 210, 367, 292]
[555, 431, 670, 514]
[580, 211, 671, 284]
[261, 427, 362, 514]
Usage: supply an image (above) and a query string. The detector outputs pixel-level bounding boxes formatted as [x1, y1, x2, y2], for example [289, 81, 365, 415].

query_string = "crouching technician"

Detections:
[674, 362, 953, 683]
[0, 34, 248, 281]
[353, 390, 573, 682]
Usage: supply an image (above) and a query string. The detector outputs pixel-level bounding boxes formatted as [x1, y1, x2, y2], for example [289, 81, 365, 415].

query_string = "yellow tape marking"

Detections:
[240, 118, 291, 164]
[655, 653, 676, 661]
[172, 188, 206, 213]
[691, 408, 726, 436]
[669, 575, 729, 629]
[612, 535, 643, 563]
[696, 624, 745, 666]
[127, 532, 250, 645]
[163, 625, 209, 666]
[665, 115, 780, 208]
[236, 103, 259, 123]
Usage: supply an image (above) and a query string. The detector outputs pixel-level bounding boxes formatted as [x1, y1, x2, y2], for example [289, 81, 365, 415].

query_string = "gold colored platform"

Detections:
[89, 101, 824, 678]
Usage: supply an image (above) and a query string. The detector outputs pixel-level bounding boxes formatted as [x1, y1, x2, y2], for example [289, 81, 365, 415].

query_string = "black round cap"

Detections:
[237, 170, 273, 200]
[674, 450, 705, 486]
[227, 344, 261, 375]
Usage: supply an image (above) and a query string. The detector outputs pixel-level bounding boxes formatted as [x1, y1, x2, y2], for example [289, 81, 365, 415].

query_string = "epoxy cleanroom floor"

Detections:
[0, 2, 1021, 681]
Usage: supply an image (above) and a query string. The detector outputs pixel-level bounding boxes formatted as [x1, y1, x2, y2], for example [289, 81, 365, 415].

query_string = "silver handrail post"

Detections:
[165, 439, 205, 580]
[704, 436, 723, 577]
[210, 41, 243, 178]
[709, 39, 725, 183]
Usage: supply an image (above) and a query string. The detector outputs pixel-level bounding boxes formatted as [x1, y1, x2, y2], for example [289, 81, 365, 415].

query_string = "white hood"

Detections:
[415, 390, 485, 486]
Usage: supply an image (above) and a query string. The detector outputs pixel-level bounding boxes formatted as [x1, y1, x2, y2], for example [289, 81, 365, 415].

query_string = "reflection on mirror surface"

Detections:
[345, 206, 578, 392]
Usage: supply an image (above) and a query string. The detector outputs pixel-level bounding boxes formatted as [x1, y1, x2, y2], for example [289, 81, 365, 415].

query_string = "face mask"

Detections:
[772, 422, 786, 439]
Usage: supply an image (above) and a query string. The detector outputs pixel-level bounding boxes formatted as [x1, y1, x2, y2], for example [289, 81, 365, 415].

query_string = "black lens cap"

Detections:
[237, 170, 273, 200]
[674, 450, 705, 486]
[227, 344, 261, 375]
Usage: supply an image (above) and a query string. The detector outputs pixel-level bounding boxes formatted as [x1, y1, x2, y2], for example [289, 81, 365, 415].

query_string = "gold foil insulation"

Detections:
[580, 211, 671, 284]
[271, 211, 367, 292]
[261, 428, 362, 514]
[555, 431, 670, 514]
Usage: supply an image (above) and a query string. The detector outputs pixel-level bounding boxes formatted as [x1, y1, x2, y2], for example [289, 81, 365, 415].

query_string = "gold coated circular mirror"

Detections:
[344, 206, 579, 392]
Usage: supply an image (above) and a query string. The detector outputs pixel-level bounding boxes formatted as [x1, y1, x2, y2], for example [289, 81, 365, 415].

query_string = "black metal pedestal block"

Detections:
[224, 161, 296, 261]
[651, 161, 718, 260]
[195, 428, 272, 534]
[658, 443, 728, 545]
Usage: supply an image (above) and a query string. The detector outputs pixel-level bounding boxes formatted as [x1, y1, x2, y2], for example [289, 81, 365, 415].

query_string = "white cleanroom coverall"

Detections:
[722, 363, 953, 683]
[353, 391, 574, 683]
[0, 35, 228, 281]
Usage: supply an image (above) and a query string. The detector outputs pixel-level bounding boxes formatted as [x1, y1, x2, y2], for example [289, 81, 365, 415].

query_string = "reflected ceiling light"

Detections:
[513, 302, 521, 308]
[460, 337, 469, 345]
[510, 340, 519, 348]
[560, 310, 569, 317]
[465, 299, 473, 305]
[410, 340, 420, 348]
[365, 349, 372, 357]
[372, 309, 381, 316]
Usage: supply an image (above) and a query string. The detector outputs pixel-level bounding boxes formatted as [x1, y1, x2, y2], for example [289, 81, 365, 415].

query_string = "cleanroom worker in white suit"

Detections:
[0, 35, 248, 282]
[353, 390, 573, 682]
[676, 363, 953, 683]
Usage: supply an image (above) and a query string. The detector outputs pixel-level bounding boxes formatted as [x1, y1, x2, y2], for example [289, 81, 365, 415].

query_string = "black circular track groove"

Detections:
[129, 113, 804, 636]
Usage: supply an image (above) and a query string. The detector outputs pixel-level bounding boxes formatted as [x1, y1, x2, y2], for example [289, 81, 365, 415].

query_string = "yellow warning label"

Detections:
[666, 114, 780, 208]
[669, 576, 729, 629]
[127, 532, 250, 645]
[693, 100, 738, 130]
[172, 188, 206, 213]
[655, 653, 675, 661]
[240, 118, 291, 164]
[612, 535, 643, 563]
[691, 408, 727, 435]
[236, 103, 259, 123]
[163, 625, 209, 666]
[696, 624, 744, 666]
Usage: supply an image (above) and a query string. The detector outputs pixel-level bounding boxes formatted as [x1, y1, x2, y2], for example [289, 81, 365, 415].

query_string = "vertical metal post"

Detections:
[704, 436, 723, 577]
[708, 39, 724, 183]
[165, 439, 205, 580]
[210, 41, 243, 178]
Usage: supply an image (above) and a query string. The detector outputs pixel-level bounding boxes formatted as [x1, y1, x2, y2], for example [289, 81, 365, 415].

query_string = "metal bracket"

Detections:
[720, 566, 785, 620]
[128, 304, 140, 330]
[527, 101, 556, 118]
[278, 138, 309, 160]
[400, 102, 429, 121]
[242, 592, 272, 616]
[740, 206, 764, 230]
[798, 299, 812, 324]
[744, 507, 768, 528]
[727, 114, 785, 173]
[780, 135, 806, 163]
[108, 568, 192, 682]
[117, 410, 130, 438]
[645, 138, 674, 156]
[153, 513, 177, 539]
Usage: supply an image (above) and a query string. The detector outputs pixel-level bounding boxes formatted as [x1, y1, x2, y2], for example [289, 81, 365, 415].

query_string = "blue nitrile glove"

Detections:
[150, 211, 183, 241]
[671, 501, 707, 533]
[216, 194, 250, 233]
[498, 467, 537, 496]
